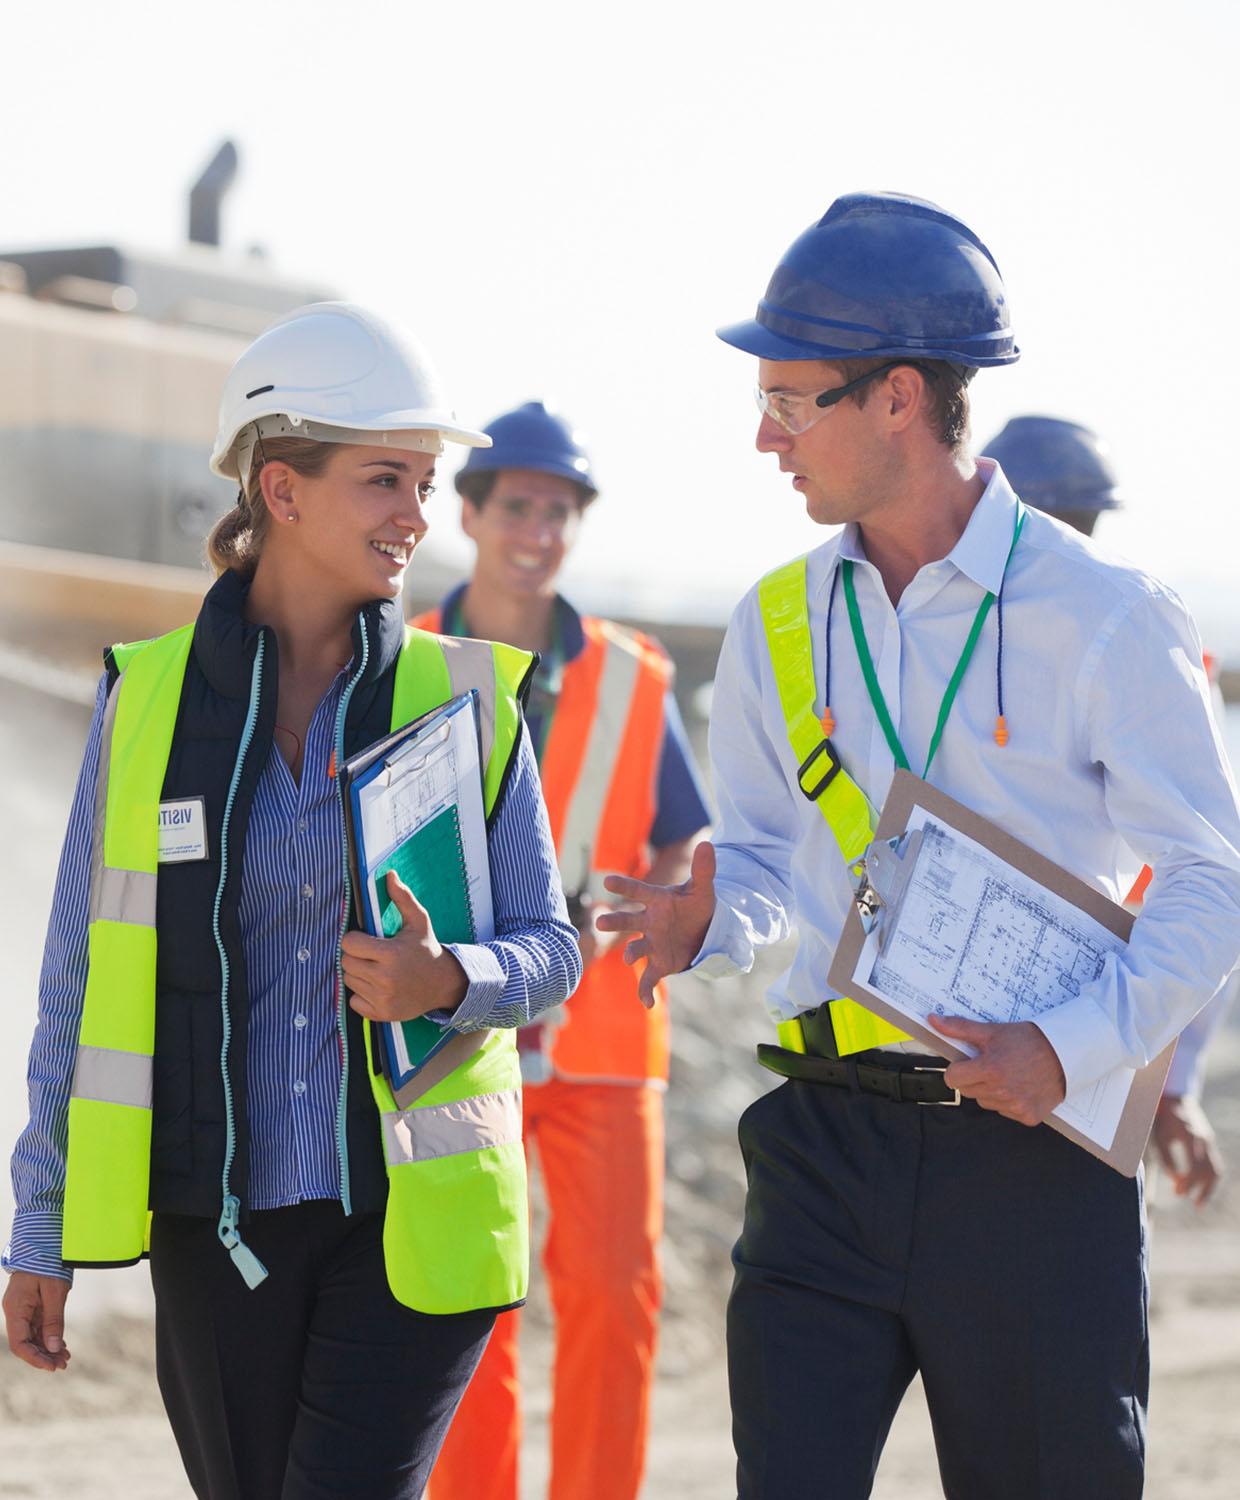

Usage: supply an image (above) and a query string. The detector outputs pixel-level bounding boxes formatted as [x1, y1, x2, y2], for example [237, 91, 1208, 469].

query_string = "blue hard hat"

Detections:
[455, 400, 597, 500]
[981, 416, 1121, 514]
[718, 191, 1019, 367]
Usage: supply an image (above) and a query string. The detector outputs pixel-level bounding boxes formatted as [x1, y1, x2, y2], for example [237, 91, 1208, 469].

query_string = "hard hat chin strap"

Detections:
[236, 415, 446, 484]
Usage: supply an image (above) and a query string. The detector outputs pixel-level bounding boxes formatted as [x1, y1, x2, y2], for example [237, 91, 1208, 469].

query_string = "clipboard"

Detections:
[339, 692, 493, 1109]
[827, 769, 1174, 1176]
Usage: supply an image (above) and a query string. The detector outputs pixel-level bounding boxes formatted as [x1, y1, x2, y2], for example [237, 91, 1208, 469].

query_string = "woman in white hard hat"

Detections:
[2, 302, 581, 1499]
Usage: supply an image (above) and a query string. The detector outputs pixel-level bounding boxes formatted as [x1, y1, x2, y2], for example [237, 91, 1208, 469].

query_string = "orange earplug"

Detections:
[821, 708, 836, 737]
[993, 715, 1009, 747]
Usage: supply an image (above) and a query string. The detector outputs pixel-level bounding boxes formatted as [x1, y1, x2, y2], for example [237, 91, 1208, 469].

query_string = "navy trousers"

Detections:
[727, 1070, 1148, 1499]
[150, 1201, 495, 1500]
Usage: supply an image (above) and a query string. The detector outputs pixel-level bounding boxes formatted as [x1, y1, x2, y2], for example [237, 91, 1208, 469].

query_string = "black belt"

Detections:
[756, 1040, 961, 1106]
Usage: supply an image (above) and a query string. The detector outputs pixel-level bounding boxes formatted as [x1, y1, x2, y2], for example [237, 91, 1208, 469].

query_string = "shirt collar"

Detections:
[833, 458, 1021, 597]
[438, 586, 587, 664]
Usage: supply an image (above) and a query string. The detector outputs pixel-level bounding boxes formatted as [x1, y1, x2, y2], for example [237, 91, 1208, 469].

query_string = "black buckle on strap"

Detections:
[797, 738, 842, 801]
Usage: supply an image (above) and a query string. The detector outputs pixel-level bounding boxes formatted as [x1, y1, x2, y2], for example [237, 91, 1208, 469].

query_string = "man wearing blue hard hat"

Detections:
[984, 415, 1232, 1208]
[600, 193, 1240, 1496]
[421, 402, 711, 1500]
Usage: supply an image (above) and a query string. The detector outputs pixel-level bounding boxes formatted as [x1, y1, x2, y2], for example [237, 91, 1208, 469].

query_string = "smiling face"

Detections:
[755, 357, 907, 527]
[459, 469, 584, 600]
[259, 442, 438, 608]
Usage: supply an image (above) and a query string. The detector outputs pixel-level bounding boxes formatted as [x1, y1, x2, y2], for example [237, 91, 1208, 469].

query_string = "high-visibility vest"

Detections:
[415, 608, 673, 1085]
[62, 622, 534, 1315]
[757, 557, 910, 1058]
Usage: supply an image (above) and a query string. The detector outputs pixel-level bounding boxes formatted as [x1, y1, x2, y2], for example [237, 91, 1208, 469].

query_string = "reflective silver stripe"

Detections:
[94, 865, 157, 927]
[441, 635, 497, 769]
[87, 671, 123, 926]
[381, 1088, 522, 1168]
[557, 626, 642, 897]
[71, 1044, 153, 1110]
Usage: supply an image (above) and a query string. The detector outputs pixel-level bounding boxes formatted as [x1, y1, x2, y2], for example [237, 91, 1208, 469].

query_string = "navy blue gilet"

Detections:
[103, 569, 407, 1220]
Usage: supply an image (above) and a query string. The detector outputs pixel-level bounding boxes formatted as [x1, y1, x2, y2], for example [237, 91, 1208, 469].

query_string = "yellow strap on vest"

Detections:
[758, 558, 909, 1056]
[393, 627, 533, 818]
[758, 558, 873, 865]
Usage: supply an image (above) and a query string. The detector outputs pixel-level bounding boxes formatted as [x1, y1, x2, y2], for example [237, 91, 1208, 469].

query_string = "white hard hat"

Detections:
[209, 301, 492, 482]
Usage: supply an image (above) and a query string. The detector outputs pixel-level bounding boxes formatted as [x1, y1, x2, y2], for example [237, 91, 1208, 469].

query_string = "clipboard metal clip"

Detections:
[853, 827, 923, 953]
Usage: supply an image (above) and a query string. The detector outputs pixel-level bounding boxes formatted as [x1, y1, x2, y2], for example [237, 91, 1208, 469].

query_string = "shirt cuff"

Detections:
[3, 1211, 73, 1284]
[1034, 997, 1127, 1099]
[437, 943, 509, 1031]
[690, 898, 755, 979]
[1162, 1044, 1199, 1100]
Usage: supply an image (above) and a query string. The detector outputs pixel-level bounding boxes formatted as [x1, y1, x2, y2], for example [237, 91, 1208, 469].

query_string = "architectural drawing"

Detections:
[859, 811, 1134, 1149]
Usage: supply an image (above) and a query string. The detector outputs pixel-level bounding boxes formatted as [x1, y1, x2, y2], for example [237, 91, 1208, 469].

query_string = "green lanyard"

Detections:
[840, 505, 1025, 778]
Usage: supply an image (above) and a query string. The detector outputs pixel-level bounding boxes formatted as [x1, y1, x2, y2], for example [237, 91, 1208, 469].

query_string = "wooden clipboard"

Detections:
[827, 770, 1174, 1177]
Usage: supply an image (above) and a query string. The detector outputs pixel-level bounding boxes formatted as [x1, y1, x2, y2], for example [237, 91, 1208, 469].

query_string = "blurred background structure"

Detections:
[2, 3, 1238, 1494]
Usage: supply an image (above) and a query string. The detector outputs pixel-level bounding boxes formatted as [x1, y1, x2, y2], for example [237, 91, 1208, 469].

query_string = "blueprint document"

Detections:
[854, 807, 1134, 1150]
[355, 700, 494, 947]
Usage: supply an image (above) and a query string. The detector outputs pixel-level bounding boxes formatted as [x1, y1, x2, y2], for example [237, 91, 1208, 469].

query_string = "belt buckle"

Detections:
[912, 1066, 960, 1106]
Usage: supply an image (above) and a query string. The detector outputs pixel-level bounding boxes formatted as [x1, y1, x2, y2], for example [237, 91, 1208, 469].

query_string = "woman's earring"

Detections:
[287, 513, 297, 523]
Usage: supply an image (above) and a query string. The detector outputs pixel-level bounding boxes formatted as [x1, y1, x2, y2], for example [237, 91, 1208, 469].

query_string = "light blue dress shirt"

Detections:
[696, 461, 1240, 1099]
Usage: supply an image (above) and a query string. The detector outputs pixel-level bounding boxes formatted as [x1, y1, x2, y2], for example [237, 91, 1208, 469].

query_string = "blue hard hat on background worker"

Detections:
[982, 416, 1121, 532]
[455, 399, 598, 502]
[716, 190, 1020, 367]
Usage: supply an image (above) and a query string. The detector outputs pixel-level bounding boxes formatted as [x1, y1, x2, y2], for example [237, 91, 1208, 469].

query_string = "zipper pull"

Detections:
[217, 1194, 269, 1290]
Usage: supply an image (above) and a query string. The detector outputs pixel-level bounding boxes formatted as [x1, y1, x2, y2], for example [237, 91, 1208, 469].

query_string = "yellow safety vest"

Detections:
[757, 557, 910, 1057]
[62, 622, 534, 1314]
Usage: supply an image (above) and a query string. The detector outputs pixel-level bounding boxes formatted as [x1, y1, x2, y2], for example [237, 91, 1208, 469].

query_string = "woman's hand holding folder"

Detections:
[343, 870, 469, 1022]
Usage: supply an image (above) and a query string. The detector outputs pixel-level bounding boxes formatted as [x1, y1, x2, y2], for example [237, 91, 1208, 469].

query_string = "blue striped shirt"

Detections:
[4, 666, 581, 1280]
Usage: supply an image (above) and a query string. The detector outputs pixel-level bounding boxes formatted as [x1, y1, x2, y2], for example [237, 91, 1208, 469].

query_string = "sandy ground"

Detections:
[3, 675, 1239, 1497]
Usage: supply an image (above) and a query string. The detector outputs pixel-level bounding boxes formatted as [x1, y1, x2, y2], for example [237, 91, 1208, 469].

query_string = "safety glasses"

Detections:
[754, 360, 939, 435]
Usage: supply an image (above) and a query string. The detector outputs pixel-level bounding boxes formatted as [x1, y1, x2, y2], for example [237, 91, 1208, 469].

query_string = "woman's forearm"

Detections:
[445, 730, 582, 1032]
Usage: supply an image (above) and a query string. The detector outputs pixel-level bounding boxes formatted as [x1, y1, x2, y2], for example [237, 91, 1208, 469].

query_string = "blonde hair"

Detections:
[205, 435, 336, 576]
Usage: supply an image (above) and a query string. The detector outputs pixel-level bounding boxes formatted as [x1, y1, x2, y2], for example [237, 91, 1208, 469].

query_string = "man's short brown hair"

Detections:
[832, 357, 972, 453]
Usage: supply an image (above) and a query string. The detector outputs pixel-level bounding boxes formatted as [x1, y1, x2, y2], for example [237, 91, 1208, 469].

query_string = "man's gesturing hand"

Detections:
[928, 1014, 1067, 1126]
[596, 841, 717, 1008]
[1151, 1094, 1223, 1207]
[343, 872, 467, 1022]
[4, 1272, 71, 1372]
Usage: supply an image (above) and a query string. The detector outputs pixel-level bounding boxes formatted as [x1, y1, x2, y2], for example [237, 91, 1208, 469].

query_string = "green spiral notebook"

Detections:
[372, 804, 476, 1087]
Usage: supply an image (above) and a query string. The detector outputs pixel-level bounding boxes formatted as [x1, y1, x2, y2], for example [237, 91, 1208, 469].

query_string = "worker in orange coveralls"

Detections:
[421, 402, 712, 1500]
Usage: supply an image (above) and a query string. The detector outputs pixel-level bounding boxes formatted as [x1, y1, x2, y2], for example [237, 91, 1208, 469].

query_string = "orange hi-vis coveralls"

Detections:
[418, 596, 710, 1500]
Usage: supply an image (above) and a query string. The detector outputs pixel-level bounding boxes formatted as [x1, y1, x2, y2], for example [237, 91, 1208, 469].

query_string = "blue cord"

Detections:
[824, 563, 840, 724]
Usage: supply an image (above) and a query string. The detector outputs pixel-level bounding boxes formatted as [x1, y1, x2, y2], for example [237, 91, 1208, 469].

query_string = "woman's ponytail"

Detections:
[204, 435, 332, 576]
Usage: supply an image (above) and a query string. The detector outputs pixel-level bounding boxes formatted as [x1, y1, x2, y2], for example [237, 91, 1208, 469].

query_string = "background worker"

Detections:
[2, 305, 581, 1499]
[599, 192, 1240, 1498]
[421, 401, 711, 1500]
[983, 414, 1234, 1205]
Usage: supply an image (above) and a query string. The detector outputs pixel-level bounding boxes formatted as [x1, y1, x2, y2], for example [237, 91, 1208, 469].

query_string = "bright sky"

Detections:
[5, 0, 1238, 639]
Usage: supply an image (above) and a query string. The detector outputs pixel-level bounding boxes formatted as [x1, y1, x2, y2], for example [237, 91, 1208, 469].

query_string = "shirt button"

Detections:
[296, 947, 310, 963]
[292, 1080, 307, 1096]
[296, 817, 308, 833]
[293, 1014, 307, 1030]
[301, 883, 314, 900]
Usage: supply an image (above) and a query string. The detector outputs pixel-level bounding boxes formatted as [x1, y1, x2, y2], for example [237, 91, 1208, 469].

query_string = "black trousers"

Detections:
[150, 1201, 495, 1500]
[727, 1074, 1149, 1500]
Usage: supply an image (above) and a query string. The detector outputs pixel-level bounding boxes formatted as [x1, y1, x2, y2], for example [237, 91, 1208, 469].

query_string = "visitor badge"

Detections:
[158, 797, 209, 863]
